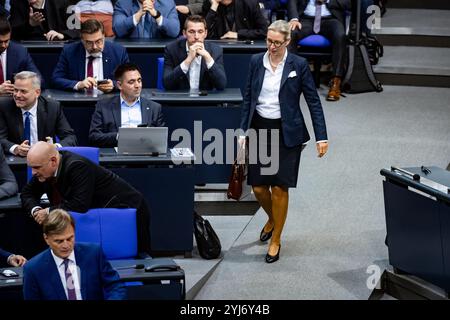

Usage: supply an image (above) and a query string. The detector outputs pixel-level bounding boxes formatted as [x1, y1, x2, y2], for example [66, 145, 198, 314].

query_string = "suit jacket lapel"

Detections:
[78, 44, 86, 80]
[102, 42, 111, 78]
[44, 250, 67, 300]
[6, 46, 14, 81]
[15, 107, 24, 142]
[280, 53, 295, 89]
[36, 97, 46, 141]
[140, 98, 151, 125]
[112, 96, 121, 129]
[254, 56, 266, 98]
[75, 244, 88, 300]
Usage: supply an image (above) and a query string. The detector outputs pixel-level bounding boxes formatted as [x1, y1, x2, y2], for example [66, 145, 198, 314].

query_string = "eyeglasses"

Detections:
[266, 38, 286, 48]
[82, 37, 104, 47]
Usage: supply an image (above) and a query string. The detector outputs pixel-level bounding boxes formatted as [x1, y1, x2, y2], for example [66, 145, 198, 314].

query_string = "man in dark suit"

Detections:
[21, 142, 152, 256]
[163, 15, 227, 91]
[23, 209, 126, 300]
[0, 148, 18, 199]
[89, 63, 165, 148]
[52, 19, 129, 93]
[287, 0, 351, 101]
[0, 71, 77, 157]
[0, 247, 26, 267]
[9, 0, 80, 41]
[0, 17, 42, 95]
[203, 0, 268, 40]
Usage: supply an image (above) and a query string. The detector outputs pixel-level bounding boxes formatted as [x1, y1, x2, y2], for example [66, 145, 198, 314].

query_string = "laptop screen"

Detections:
[117, 127, 168, 155]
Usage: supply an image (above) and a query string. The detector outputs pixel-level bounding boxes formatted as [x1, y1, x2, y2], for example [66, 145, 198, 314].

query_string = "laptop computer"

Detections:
[117, 127, 168, 155]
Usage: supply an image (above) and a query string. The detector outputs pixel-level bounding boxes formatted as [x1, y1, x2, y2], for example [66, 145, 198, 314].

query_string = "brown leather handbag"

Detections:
[227, 160, 246, 200]
[227, 142, 249, 200]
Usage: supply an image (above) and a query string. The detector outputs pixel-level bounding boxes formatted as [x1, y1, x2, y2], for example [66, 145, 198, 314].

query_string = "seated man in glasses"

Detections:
[52, 19, 129, 93]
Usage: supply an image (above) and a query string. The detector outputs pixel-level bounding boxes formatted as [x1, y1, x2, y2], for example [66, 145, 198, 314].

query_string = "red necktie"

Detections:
[87, 56, 95, 78]
[0, 58, 4, 84]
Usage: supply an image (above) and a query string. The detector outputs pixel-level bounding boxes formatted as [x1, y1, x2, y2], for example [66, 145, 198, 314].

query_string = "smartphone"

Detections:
[97, 79, 109, 85]
[1, 269, 19, 278]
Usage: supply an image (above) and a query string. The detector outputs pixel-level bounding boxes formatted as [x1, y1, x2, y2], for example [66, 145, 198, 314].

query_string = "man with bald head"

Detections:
[21, 141, 152, 256]
[0, 71, 77, 157]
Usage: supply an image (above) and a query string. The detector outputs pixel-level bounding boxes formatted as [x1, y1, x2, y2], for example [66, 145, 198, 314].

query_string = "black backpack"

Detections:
[363, 35, 384, 65]
[342, 41, 383, 94]
[342, 0, 383, 94]
[193, 211, 221, 260]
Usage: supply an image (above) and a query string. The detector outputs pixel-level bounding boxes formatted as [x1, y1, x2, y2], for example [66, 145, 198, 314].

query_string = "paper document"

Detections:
[170, 148, 194, 157]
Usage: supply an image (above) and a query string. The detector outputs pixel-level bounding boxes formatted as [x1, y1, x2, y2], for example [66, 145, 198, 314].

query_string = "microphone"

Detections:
[115, 264, 145, 271]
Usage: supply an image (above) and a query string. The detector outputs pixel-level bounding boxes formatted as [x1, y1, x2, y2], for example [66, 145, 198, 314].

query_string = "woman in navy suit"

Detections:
[240, 20, 328, 263]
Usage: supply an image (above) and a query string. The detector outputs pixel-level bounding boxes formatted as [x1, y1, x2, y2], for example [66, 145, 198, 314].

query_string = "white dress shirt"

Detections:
[120, 95, 142, 127]
[256, 50, 289, 119]
[74, 52, 104, 91]
[0, 50, 6, 82]
[85, 51, 104, 80]
[180, 42, 215, 90]
[51, 250, 83, 300]
[9, 100, 38, 154]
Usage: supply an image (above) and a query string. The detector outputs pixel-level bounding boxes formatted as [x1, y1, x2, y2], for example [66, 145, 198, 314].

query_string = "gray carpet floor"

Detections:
[194, 85, 450, 300]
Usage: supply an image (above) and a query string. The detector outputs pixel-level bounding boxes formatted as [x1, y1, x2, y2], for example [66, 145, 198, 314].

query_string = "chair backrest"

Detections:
[157, 57, 165, 91]
[58, 146, 100, 164]
[27, 146, 100, 182]
[70, 208, 138, 260]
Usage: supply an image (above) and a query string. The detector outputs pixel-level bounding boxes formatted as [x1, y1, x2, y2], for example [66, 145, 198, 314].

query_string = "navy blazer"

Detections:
[89, 96, 165, 148]
[5, 41, 43, 86]
[163, 38, 227, 91]
[241, 52, 327, 147]
[0, 96, 77, 155]
[51, 40, 129, 91]
[0, 247, 12, 266]
[23, 243, 126, 300]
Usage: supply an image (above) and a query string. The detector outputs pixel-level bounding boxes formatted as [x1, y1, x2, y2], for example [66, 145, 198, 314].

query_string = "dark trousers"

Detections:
[107, 197, 152, 255]
[288, 17, 347, 77]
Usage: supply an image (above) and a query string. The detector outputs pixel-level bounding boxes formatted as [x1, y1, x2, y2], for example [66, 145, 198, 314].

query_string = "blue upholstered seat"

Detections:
[157, 57, 165, 91]
[70, 208, 138, 260]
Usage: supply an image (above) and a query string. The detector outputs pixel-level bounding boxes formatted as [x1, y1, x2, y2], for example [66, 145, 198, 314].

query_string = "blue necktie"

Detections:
[23, 111, 31, 143]
[139, 13, 152, 38]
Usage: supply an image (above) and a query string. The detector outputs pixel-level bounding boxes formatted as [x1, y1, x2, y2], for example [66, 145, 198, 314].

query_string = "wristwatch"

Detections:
[153, 10, 161, 19]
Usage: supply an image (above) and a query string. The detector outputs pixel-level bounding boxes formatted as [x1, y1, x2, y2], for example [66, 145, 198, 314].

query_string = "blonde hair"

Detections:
[268, 20, 291, 41]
